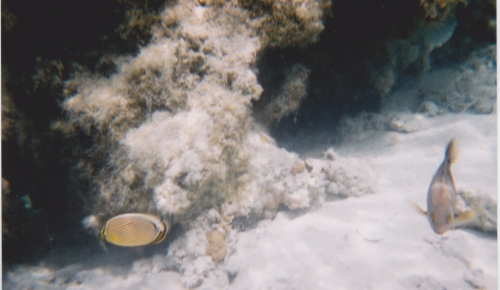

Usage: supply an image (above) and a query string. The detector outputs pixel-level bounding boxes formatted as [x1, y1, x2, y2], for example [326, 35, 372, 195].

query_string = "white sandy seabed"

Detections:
[4, 112, 497, 290]
[225, 113, 498, 290]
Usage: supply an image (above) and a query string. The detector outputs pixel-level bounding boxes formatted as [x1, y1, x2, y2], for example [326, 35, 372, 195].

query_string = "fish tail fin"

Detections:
[445, 137, 458, 164]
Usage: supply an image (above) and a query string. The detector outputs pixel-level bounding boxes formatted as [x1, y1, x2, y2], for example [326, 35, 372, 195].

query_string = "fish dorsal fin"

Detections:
[444, 137, 458, 191]
[445, 137, 458, 165]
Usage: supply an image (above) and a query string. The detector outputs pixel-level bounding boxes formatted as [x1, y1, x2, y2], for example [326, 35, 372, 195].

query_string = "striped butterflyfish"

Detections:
[100, 213, 168, 247]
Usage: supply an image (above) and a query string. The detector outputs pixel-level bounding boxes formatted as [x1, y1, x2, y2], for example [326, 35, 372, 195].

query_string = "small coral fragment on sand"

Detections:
[205, 230, 227, 263]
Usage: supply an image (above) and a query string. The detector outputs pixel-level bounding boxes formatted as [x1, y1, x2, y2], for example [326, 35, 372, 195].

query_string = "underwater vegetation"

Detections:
[255, 0, 495, 140]
[261, 64, 310, 124]
[2, 0, 496, 286]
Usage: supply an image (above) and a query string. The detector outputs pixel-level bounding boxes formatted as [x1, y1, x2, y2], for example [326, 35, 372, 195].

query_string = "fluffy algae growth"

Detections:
[57, 0, 374, 288]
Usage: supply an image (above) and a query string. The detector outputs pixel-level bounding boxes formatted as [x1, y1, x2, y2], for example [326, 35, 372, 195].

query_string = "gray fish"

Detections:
[423, 138, 475, 234]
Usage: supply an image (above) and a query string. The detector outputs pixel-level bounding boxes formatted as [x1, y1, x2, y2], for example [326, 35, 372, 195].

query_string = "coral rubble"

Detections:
[52, 1, 374, 287]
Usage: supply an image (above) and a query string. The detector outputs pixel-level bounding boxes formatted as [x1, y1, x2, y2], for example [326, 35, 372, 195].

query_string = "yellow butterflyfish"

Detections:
[100, 213, 168, 247]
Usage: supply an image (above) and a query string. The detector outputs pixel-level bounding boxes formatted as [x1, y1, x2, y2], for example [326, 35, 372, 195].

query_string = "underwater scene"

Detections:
[1, 0, 497, 289]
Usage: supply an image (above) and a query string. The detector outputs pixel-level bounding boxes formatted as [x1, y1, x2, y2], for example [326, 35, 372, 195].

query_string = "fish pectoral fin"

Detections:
[98, 238, 108, 252]
[453, 210, 476, 227]
[411, 201, 427, 216]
